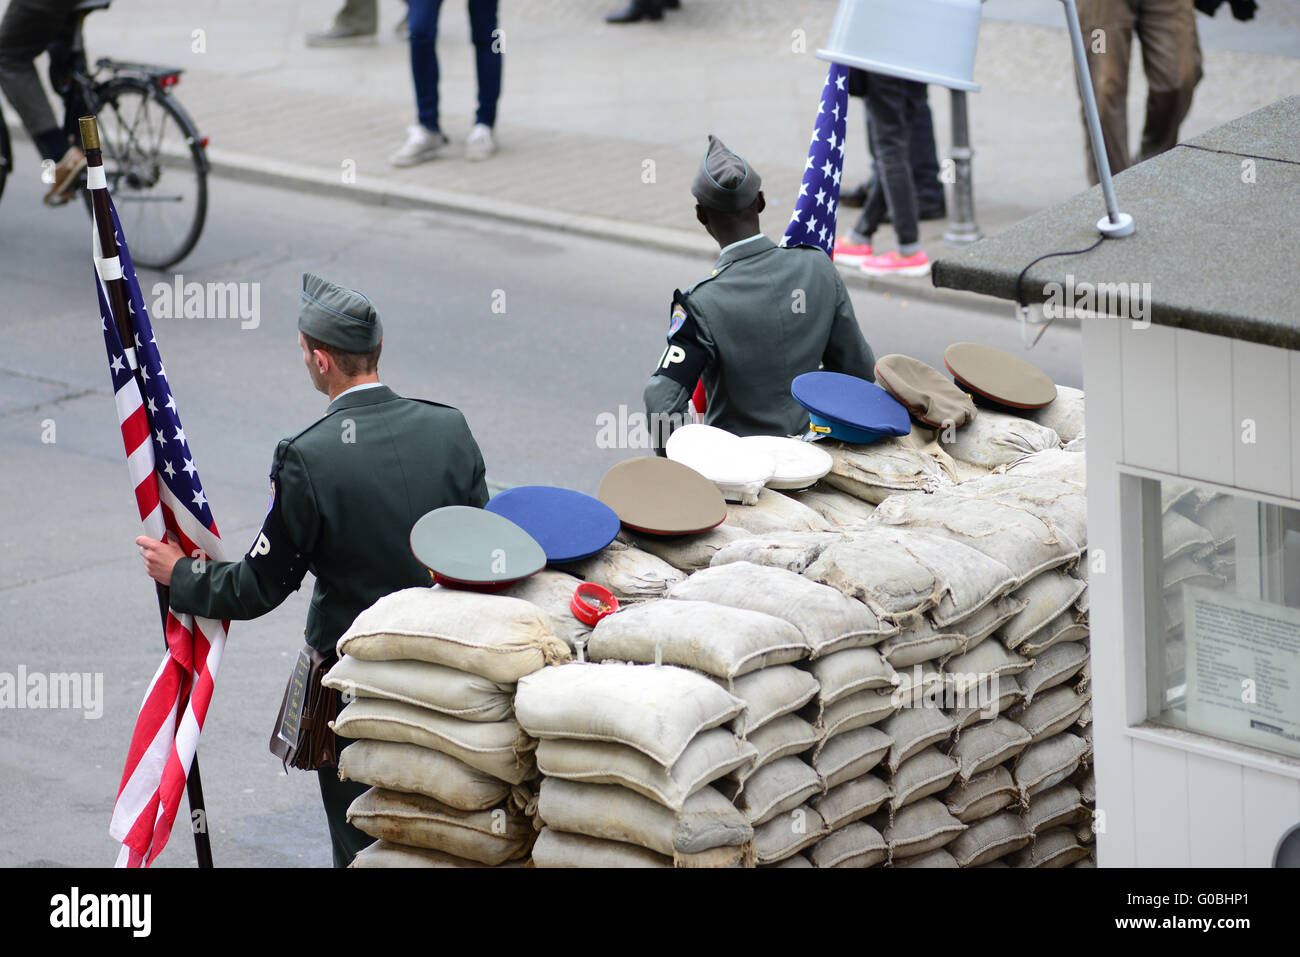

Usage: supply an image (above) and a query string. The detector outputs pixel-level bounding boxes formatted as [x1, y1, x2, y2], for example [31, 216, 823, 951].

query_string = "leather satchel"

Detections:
[269, 644, 340, 771]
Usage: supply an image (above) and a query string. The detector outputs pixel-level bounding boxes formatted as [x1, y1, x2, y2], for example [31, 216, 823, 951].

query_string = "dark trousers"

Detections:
[863, 92, 944, 211]
[317, 763, 374, 868]
[1076, 0, 1202, 185]
[0, 0, 78, 160]
[852, 72, 927, 248]
[409, 0, 502, 131]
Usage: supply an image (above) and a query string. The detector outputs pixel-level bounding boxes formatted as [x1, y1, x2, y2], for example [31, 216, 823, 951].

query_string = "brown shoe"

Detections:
[43, 146, 87, 206]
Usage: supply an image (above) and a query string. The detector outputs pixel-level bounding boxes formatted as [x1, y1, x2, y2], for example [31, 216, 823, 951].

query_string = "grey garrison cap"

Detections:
[298, 272, 383, 352]
[691, 135, 762, 213]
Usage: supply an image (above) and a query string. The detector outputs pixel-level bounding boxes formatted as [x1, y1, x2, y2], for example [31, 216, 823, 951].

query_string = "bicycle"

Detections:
[0, 0, 209, 269]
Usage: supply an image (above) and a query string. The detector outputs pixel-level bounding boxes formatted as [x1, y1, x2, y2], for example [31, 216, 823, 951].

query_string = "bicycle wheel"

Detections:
[92, 77, 207, 269]
[0, 113, 11, 206]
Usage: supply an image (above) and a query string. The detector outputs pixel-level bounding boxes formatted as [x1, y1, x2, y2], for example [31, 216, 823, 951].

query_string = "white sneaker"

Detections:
[389, 125, 449, 167]
[465, 124, 496, 161]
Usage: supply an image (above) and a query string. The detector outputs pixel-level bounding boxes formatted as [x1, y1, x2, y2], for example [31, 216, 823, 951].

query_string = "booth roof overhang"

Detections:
[930, 94, 1300, 352]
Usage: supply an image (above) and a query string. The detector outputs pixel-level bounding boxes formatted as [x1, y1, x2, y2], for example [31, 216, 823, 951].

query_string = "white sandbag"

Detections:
[331, 698, 536, 784]
[621, 524, 755, 573]
[349, 840, 526, 868]
[723, 665, 821, 736]
[731, 714, 820, 781]
[788, 486, 879, 527]
[954, 474, 1089, 555]
[810, 822, 888, 868]
[879, 797, 966, 859]
[805, 647, 898, 711]
[870, 490, 1082, 585]
[947, 811, 1032, 867]
[944, 642, 1034, 698]
[499, 569, 593, 651]
[940, 410, 1060, 469]
[1008, 825, 1089, 868]
[722, 757, 823, 826]
[537, 779, 751, 856]
[725, 488, 833, 534]
[946, 717, 1033, 782]
[878, 619, 965, 668]
[890, 746, 961, 812]
[535, 729, 757, 811]
[1026, 385, 1085, 442]
[710, 530, 843, 575]
[1017, 642, 1089, 704]
[558, 539, 685, 602]
[1018, 612, 1088, 657]
[822, 441, 955, 504]
[346, 788, 532, 865]
[752, 805, 828, 864]
[337, 587, 570, 683]
[762, 853, 813, 868]
[892, 849, 959, 868]
[946, 675, 1026, 730]
[1162, 510, 1215, 562]
[804, 688, 898, 746]
[586, 599, 807, 681]
[1022, 782, 1086, 833]
[891, 662, 943, 709]
[881, 707, 957, 773]
[323, 655, 514, 722]
[942, 766, 1018, 823]
[811, 725, 892, 790]
[531, 826, 672, 868]
[1002, 448, 1086, 487]
[948, 595, 1028, 646]
[669, 561, 894, 657]
[811, 774, 893, 830]
[337, 739, 511, 811]
[1013, 733, 1090, 800]
[994, 571, 1086, 651]
[515, 662, 744, 767]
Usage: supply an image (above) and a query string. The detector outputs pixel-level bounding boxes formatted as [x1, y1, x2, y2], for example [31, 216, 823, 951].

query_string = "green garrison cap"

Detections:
[691, 135, 762, 213]
[298, 272, 383, 352]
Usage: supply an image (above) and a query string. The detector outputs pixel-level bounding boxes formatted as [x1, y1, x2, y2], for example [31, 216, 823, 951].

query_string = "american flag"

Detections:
[781, 63, 849, 258]
[95, 193, 230, 867]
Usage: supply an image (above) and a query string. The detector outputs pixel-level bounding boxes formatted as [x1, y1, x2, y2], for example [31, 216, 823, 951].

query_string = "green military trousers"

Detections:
[316, 737, 374, 868]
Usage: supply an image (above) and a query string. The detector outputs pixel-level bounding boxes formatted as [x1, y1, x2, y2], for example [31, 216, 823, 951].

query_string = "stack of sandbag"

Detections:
[1158, 484, 1233, 691]
[663, 561, 902, 867]
[514, 661, 758, 867]
[325, 586, 570, 868]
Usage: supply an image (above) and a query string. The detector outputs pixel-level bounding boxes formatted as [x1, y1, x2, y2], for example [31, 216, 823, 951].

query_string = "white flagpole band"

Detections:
[96, 255, 123, 282]
[124, 346, 139, 370]
[87, 165, 107, 190]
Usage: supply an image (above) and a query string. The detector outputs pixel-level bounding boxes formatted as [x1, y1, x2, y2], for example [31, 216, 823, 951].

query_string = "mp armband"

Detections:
[652, 294, 709, 390]
[246, 465, 308, 589]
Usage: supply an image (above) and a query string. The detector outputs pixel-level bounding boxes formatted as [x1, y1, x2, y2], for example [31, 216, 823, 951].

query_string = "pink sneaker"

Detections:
[860, 249, 931, 277]
[832, 236, 873, 266]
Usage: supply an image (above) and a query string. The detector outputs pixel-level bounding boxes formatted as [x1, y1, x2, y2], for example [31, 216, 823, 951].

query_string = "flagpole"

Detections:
[80, 116, 214, 870]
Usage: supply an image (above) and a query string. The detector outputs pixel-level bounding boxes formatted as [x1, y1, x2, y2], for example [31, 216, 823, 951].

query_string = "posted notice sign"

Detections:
[1184, 586, 1300, 759]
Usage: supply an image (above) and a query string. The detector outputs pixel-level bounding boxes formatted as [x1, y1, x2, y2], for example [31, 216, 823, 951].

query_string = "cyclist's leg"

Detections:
[0, 0, 78, 161]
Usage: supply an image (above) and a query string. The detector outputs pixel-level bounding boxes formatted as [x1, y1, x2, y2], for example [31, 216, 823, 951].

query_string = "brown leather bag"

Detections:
[269, 644, 340, 771]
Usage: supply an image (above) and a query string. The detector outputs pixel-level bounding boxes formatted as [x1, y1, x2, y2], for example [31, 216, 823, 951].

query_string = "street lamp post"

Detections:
[943, 89, 983, 244]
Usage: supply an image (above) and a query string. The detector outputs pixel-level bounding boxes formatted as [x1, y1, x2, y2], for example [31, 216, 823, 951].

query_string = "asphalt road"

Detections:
[0, 171, 1081, 867]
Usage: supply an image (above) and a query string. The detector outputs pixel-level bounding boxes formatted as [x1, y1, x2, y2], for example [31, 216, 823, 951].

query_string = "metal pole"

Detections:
[943, 89, 983, 244]
[1060, 0, 1135, 237]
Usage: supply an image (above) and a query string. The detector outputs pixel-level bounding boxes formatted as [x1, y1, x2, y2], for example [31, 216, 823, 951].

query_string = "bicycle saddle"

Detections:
[73, 0, 112, 13]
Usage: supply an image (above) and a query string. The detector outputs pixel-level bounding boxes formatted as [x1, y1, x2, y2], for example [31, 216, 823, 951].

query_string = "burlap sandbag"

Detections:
[323, 655, 514, 722]
[330, 698, 536, 784]
[877, 797, 966, 859]
[337, 587, 570, 683]
[890, 746, 960, 812]
[1018, 612, 1088, 657]
[349, 840, 526, 868]
[940, 410, 1060, 469]
[586, 599, 808, 681]
[822, 440, 955, 504]
[810, 821, 888, 868]
[805, 647, 898, 709]
[720, 756, 823, 826]
[1013, 732, 1090, 801]
[730, 714, 820, 782]
[1026, 385, 1085, 443]
[1008, 825, 1089, 868]
[942, 766, 1018, 823]
[954, 474, 1089, 555]
[811, 774, 893, 830]
[346, 788, 533, 865]
[722, 665, 821, 736]
[668, 561, 894, 658]
[531, 827, 672, 868]
[1002, 448, 1086, 487]
[710, 530, 843, 575]
[621, 524, 754, 573]
[878, 619, 965, 668]
[994, 571, 1086, 651]
[537, 778, 752, 856]
[787, 486, 878, 527]
[946, 717, 1033, 782]
[892, 848, 959, 868]
[557, 539, 685, 602]
[880, 707, 957, 773]
[946, 810, 1032, 867]
[752, 805, 828, 864]
[804, 688, 898, 747]
[725, 488, 834, 534]
[1016, 641, 1089, 704]
[337, 739, 512, 811]
[499, 569, 592, 651]
[515, 662, 744, 767]
[535, 728, 757, 811]
[811, 726, 892, 790]
[1023, 782, 1086, 833]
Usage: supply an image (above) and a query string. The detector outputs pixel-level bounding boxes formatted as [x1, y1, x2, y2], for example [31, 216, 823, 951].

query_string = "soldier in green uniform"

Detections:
[135, 273, 489, 867]
[644, 136, 878, 447]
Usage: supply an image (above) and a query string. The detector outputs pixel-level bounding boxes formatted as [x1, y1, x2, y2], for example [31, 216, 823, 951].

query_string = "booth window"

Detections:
[1142, 478, 1300, 760]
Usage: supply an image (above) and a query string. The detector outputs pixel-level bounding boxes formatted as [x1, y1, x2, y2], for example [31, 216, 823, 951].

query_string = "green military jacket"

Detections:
[169, 385, 489, 655]
[643, 234, 877, 443]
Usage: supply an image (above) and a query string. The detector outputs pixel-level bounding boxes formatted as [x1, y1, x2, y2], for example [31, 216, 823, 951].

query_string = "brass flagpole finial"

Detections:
[78, 115, 100, 151]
